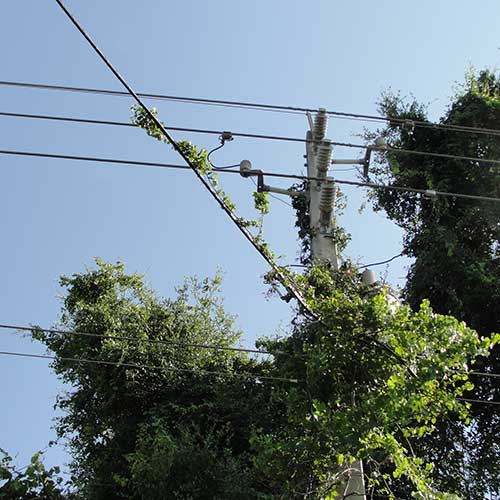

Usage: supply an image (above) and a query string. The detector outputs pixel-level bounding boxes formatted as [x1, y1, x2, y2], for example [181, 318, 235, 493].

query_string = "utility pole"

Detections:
[305, 109, 338, 269]
[239, 109, 371, 499]
[305, 109, 367, 500]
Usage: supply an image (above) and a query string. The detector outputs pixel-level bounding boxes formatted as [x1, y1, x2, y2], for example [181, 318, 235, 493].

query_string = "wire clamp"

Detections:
[219, 131, 234, 144]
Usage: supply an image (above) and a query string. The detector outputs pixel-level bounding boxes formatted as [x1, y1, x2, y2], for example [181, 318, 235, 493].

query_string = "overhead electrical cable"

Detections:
[1, 350, 498, 402]
[0, 80, 306, 115]
[458, 397, 500, 407]
[3, 148, 500, 205]
[53, 0, 315, 319]
[0, 111, 309, 144]
[3, 110, 500, 166]
[1, 323, 499, 383]
[359, 252, 405, 269]
[0, 349, 298, 383]
[3, 79, 500, 138]
[207, 141, 240, 170]
[0, 323, 282, 357]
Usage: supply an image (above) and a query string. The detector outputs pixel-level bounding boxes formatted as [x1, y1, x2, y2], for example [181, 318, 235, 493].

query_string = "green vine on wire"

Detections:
[131, 105, 294, 271]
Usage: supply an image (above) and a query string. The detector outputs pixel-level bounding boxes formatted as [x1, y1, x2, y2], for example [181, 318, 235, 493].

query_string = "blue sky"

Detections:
[1, 0, 499, 476]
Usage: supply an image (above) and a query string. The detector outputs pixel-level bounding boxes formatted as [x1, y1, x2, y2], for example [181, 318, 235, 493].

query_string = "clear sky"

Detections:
[1, 0, 499, 476]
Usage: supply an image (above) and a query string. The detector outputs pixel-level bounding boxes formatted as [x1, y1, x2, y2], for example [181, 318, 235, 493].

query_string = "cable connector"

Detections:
[219, 131, 233, 144]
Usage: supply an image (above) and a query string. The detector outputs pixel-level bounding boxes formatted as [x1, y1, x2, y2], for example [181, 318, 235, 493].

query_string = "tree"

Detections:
[30, 258, 494, 500]
[363, 68, 500, 496]
[253, 262, 494, 499]
[33, 260, 283, 499]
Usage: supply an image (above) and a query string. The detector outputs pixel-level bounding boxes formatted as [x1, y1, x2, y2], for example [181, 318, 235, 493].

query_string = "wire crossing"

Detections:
[53, 0, 316, 319]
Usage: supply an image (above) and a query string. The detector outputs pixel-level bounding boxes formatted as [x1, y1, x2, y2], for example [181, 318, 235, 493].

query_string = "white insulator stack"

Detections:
[316, 140, 332, 178]
[313, 108, 328, 142]
[319, 179, 336, 228]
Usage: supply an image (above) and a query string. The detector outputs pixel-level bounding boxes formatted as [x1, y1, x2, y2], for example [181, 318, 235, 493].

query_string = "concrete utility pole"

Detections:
[306, 109, 367, 500]
[305, 109, 338, 269]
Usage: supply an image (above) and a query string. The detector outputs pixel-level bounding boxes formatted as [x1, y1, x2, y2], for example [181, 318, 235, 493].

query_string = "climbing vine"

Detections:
[131, 105, 275, 247]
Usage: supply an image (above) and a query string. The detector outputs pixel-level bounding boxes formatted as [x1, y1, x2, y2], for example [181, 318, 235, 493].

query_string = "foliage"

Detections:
[254, 263, 495, 499]
[32, 259, 284, 499]
[27, 258, 494, 499]
[131, 105, 271, 231]
[363, 68, 500, 497]
[0, 449, 71, 499]
[253, 191, 270, 215]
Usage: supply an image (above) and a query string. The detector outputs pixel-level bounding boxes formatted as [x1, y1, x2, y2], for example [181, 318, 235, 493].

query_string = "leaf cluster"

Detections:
[361, 68, 500, 497]
[0, 449, 73, 499]
[253, 263, 494, 499]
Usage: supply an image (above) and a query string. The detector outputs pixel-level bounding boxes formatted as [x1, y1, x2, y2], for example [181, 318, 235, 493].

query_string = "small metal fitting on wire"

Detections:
[239, 159, 252, 177]
[219, 131, 233, 144]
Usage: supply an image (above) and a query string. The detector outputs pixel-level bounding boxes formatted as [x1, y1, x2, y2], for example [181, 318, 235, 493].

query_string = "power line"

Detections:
[0, 80, 306, 115]
[0, 349, 298, 383]
[0, 323, 280, 357]
[458, 397, 500, 407]
[386, 146, 500, 167]
[3, 109, 500, 166]
[0, 110, 308, 144]
[14, 324, 500, 382]
[467, 372, 500, 380]
[207, 141, 240, 170]
[359, 252, 405, 269]
[3, 148, 500, 205]
[4, 348, 497, 396]
[4, 79, 500, 138]
[5, 323, 498, 380]
[54, 0, 315, 319]
[335, 177, 500, 204]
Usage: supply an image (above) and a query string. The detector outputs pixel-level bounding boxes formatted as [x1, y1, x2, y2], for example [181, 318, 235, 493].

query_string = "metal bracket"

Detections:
[242, 169, 303, 198]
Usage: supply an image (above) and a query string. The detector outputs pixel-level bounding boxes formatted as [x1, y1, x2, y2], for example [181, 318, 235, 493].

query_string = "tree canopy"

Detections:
[8, 259, 492, 498]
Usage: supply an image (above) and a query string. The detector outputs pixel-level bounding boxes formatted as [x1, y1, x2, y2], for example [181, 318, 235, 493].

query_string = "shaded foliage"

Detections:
[0, 449, 72, 499]
[363, 68, 500, 497]
[32, 260, 284, 499]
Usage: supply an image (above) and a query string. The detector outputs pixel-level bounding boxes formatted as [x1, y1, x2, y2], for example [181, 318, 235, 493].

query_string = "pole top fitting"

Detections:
[361, 269, 377, 286]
